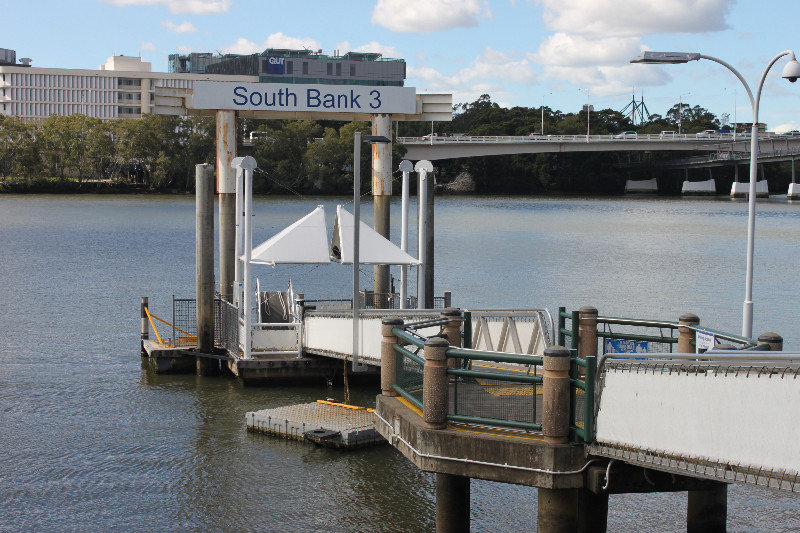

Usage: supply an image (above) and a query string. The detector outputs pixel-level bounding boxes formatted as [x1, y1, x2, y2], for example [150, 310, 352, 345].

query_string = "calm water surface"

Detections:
[1, 194, 799, 531]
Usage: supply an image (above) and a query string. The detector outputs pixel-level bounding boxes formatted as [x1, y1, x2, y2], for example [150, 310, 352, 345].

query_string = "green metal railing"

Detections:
[391, 315, 595, 443]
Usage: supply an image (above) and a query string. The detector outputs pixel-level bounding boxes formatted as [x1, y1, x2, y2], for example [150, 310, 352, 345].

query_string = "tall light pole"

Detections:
[580, 88, 590, 142]
[541, 92, 551, 134]
[632, 50, 800, 338]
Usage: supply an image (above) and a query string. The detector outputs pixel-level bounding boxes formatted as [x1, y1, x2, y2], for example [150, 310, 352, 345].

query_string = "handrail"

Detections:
[447, 347, 543, 365]
[393, 327, 426, 348]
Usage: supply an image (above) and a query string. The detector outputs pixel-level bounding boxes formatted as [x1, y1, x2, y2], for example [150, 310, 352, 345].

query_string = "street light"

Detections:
[541, 92, 551, 134]
[580, 88, 590, 142]
[632, 49, 800, 338]
[351, 132, 391, 371]
[677, 92, 691, 135]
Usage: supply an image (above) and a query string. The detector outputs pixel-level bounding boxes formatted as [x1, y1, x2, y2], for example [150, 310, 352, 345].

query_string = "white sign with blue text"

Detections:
[192, 82, 417, 114]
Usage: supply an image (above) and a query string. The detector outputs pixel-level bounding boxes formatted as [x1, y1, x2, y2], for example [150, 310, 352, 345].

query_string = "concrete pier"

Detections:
[216, 109, 237, 297]
[372, 114, 392, 303]
[436, 473, 470, 533]
[195, 163, 218, 376]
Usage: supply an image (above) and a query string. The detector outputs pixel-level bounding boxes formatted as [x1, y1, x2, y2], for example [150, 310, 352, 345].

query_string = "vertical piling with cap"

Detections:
[140, 296, 149, 355]
[423, 337, 450, 430]
[372, 114, 392, 307]
[381, 318, 403, 396]
[538, 345, 578, 533]
[195, 163, 218, 375]
[677, 313, 727, 532]
[435, 472, 470, 533]
[216, 110, 237, 299]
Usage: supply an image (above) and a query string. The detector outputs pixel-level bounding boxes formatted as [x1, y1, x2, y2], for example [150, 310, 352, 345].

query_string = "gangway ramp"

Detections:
[590, 352, 800, 492]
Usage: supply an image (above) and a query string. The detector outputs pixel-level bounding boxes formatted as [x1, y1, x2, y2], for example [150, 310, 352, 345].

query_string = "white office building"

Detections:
[0, 53, 257, 121]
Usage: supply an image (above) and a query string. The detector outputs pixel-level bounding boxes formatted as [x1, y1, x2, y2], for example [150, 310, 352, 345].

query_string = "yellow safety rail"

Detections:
[144, 307, 197, 347]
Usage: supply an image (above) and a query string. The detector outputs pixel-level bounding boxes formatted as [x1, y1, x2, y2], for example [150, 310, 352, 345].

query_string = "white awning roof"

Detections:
[248, 206, 331, 266]
[330, 206, 420, 265]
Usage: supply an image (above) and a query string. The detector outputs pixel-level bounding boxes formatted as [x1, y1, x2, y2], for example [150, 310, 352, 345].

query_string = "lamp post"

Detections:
[632, 50, 800, 338]
[352, 132, 392, 371]
[580, 88, 590, 142]
[541, 92, 551, 134]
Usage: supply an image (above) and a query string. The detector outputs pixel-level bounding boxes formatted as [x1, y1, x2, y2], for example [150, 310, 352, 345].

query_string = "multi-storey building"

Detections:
[0, 52, 257, 121]
[0, 47, 405, 122]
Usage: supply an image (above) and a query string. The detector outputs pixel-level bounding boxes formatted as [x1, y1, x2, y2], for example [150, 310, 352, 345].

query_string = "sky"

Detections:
[5, 0, 800, 131]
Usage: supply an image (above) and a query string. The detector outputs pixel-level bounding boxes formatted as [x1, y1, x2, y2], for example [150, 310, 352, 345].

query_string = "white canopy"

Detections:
[248, 206, 331, 266]
[330, 206, 420, 265]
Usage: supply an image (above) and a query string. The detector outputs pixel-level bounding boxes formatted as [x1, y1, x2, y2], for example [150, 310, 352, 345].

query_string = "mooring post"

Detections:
[440, 308, 463, 348]
[677, 313, 699, 354]
[216, 110, 237, 299]
[538, 345, 577, 533]
[435, 472, 470, 533]
[424, 169, 435, 308]
[423, 337, 450, 430]
[140, 296, 149, 341]
[196, 163, 218, 376]
[758, 332, 783, 351]
[578, 306, 598, 360]
[576, 307, 608, 531]
[372, 114, 392, 307]
[381, 318, 403, 397]
[678, 313, 727, 532]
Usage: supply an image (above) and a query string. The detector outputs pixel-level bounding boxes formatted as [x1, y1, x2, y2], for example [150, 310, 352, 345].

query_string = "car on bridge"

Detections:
[659, 131, 677, 138]
[696, 130, 718, 138]
[614, 131, 638, 139]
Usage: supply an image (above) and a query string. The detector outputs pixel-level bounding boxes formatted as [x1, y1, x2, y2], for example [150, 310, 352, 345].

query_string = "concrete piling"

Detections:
[677, 313, 699, 354]
[538, 488, 578, 533]
[758, 332, 783, 351]
[436, 473, 470, 533]
[381, 318, 404, 396]
[372, 114, 392, 306]
[140, 296, 149, 341]
[216, 110, 237, 298]
[195, 163, 218, 376]
[687, 484, 727, 533]
[542, 346, 571, 444]
[423, 337, 450, 430]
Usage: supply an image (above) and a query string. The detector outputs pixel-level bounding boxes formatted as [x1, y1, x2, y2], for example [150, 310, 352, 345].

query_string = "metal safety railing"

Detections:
[557, 307, 758, 356]
[390, 317, 595, 443]
[142, 295, 238, 352]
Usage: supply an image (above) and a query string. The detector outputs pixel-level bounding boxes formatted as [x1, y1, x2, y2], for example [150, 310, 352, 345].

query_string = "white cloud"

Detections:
[140, 41, 156, 51]
[177, 45, 192, 53]
[772, 122, 800, 133]
[409, 47, 536, 90]
[103, 0, 230, 14]
[536, 0, 733, 37]
[222, 33, 322, 55]
[162, 20, 198, 33]
[372, 0, 491, 33]
[533, 33, 642, 67]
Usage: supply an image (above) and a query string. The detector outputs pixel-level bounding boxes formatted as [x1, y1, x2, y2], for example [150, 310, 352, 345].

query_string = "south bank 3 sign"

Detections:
[192, 82, 417, 114]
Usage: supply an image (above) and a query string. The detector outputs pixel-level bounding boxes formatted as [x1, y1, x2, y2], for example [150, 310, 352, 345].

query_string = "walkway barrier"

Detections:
[388, 317, 595, 443]
[468, 309, 553, 355]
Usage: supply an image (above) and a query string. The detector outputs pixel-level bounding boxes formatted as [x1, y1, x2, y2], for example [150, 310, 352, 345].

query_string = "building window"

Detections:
[350, 64, 355, 76]
[302, 62, 308, 75]
[286, 61, 293, 74]
[336, 63, 342, 76]
[327, 63, 332, 75]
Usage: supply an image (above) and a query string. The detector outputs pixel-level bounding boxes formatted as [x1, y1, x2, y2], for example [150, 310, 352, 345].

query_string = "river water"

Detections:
[1, 193, 799, 532]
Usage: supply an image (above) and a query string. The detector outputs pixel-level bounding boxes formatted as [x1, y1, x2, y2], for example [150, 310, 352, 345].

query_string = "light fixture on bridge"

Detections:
[631, 49, 800, 339]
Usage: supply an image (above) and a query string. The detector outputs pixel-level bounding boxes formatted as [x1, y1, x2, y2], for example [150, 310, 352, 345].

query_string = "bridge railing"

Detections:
[385, 313, 595, 443]
[397, 132, 791, 144]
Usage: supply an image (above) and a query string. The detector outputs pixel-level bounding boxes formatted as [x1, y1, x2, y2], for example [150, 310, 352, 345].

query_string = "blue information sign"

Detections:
[605, 339, 649, 354]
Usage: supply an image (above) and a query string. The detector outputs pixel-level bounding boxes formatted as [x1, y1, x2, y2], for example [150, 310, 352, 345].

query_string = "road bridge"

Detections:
[400, 133, 800, 161]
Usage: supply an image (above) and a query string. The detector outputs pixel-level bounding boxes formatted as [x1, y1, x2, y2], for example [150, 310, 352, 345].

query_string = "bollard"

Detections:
[677, 313, 700, 354]
[140, 296, 149, 341]
[440, 308, 463, 348]
[423, 337, 450, 430]
[542, 346, 571, 445]
[578, 306, 598, 360]
[381, 318, 404, 397]
[758, 332, 783, 351]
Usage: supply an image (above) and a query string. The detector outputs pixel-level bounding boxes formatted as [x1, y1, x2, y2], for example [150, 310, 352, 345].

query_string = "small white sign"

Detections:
[192, 82, 417, 114]
[695, 330, 716, 353]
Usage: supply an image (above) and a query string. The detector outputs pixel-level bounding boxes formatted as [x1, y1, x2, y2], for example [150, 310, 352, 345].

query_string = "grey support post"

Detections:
[195, 163, 218, 375]
[422, 337, 449, 430]
[372, 114, 392, 307]
[436, 473, 470, 533]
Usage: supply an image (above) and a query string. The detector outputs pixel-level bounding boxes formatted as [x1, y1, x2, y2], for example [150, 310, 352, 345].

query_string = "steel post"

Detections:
[140, 297, 149, 342]
[352, 132, 363, 371]
[399, 160, 413, 309]
[424, 172, 435, 308]
[216, 110, 237, 298]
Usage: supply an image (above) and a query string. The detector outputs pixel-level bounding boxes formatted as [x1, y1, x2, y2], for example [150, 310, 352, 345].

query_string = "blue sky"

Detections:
[6, 0, 800, 130]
